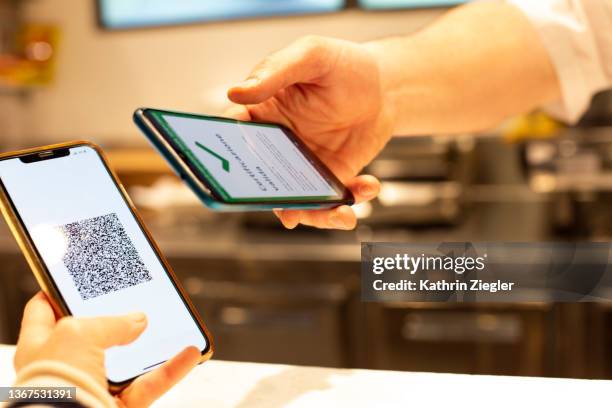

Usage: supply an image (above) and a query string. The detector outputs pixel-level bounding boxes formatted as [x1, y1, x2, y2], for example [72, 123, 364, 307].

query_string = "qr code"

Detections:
[59, 213, 152, 300]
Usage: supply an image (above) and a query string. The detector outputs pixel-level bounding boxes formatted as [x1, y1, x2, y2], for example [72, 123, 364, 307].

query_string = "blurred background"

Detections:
[1, 0, 612, 380]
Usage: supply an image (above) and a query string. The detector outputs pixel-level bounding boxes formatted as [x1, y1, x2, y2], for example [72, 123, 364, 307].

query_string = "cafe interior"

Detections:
[0, 0, 611, 388]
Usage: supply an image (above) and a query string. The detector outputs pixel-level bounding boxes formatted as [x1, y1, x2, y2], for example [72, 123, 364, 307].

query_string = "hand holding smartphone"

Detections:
[0, 142, 213, 391]
[134, 108, 355, 211]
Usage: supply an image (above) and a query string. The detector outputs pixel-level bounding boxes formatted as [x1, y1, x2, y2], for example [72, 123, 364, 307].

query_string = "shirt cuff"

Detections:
[13, 360, 117, 408]
[506, 0, 609, 123]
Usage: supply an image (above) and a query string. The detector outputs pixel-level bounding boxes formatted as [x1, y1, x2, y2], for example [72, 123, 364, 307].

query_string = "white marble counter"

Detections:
[1, 345, 609, 407]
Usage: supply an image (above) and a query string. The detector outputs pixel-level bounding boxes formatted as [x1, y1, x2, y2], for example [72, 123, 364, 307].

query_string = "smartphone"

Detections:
[133, 108, 354, 211]
[0, 141, 213, 391]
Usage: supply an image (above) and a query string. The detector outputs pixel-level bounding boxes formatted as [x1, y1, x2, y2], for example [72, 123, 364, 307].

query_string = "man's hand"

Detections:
[224, 1, 563, 231]
[15, 292, 201, 407]
[226, 35, 395, 230]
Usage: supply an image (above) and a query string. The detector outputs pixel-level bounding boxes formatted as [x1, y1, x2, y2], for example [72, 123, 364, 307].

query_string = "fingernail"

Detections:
[237, 77, 259, 89]
[128, 312, 147, 323]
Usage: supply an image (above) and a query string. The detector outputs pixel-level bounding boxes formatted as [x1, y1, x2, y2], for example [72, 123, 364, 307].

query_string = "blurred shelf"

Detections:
[105, 148, 173, 186]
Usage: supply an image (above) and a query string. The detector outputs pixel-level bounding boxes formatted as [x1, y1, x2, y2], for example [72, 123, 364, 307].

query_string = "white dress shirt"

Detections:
[508, 0, 612, 123]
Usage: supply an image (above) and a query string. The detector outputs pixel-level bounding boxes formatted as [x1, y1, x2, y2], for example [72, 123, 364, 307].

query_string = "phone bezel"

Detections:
[0, 141, 213, 392]
[139, 108, 355, 206]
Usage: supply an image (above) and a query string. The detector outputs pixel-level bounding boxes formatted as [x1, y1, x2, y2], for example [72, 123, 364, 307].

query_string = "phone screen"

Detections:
[145, 110, 346, 203]
[0, 145, 208, 384]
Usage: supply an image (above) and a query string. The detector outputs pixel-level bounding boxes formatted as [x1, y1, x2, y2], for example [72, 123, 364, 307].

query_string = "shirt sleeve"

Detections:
[506, 0, 612, 123]
[11, 360, 117, 408]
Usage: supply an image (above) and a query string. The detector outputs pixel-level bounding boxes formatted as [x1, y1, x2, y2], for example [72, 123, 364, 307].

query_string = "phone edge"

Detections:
[134, 108, 355, 210]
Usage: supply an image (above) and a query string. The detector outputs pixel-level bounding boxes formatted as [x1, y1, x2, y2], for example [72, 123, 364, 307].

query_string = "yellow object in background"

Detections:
[503, 111, 564, 143]
[0, 23, 60, 87]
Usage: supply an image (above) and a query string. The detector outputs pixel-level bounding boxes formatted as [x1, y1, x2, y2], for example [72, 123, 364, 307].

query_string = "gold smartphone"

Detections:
[0, 141, 213, 391]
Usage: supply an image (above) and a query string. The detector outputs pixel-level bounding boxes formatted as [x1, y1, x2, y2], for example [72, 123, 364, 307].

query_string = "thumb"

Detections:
[18, 292, 56, 349]
[68, 313, 148, 349]
[15, 292, 57, 370]
[228, 36, 335, 105]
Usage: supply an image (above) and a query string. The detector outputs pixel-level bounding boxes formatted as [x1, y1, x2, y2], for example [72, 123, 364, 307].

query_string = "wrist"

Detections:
[361, 39, 400, 135]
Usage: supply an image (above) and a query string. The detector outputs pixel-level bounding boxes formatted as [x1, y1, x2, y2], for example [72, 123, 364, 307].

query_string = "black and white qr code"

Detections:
[59, 213, 152, 300]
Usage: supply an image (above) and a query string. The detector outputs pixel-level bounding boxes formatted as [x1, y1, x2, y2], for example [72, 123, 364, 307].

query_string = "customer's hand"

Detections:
[226, 36, 395, 230]
[14, 292, 201, 407]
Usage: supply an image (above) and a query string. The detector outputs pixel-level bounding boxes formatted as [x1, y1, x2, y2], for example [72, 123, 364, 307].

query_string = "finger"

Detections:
[273, 209, 302, 229]
[345, 175, 380, 204]
[15, 292, 56, 368]
[222, 104, 252, 121]
[119, 346, 201, 407]
[17, 292, 56, 349]
[302, 205, 357, 230]
[66, 313, 147, 349]
[228, 36, 334, 105]
[276, 205, 357, 230]
[273, 175, 377, 230]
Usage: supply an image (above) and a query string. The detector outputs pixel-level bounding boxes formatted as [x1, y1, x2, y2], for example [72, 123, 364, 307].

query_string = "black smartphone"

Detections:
[0, 141, 213, 391]
[134, 108, 354, 211]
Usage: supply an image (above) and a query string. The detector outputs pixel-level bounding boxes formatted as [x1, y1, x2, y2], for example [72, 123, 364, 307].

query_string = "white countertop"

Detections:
[1, 345, 610, 407]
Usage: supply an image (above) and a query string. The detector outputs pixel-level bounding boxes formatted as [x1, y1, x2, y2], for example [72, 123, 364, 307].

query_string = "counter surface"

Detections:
[1, 345, 610, 407]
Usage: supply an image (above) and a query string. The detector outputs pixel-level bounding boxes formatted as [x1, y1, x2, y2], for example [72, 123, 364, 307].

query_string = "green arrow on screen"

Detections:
[195, 141, 230, 172]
